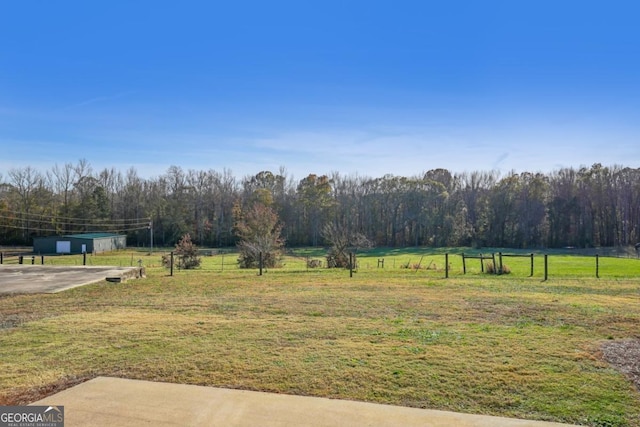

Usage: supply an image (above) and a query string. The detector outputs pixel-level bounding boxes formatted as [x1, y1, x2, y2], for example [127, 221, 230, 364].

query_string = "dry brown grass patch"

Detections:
[0, 374, 93, 406]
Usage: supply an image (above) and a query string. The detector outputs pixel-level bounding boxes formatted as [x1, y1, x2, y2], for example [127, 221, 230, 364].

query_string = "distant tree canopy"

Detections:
[1, 161, 640, 249]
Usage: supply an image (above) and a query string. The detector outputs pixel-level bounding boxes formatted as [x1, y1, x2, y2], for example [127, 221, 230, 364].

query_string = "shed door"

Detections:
[56, 241, 71, 254]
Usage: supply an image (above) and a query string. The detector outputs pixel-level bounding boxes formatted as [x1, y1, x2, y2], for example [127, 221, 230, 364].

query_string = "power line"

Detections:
[0, 209, 152, 234]
[0, 208, 150, 223]
[0, 216, 150, 230]
[0, 222, 150, 234]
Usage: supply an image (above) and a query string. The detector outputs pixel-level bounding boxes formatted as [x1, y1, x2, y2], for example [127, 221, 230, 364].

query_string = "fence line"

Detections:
[168, 249, 639, 280]
[1, 249, 636, 280]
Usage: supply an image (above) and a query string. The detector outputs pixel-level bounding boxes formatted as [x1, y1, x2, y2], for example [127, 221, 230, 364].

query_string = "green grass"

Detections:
[1, 247, 639, 426]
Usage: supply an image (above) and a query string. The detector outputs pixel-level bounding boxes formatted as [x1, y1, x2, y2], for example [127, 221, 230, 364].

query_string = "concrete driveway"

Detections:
[32, 377, 579, 427]
[0, 265, 141, 294]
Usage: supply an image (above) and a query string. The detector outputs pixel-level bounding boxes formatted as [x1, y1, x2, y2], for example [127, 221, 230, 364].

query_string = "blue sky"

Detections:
[1, 1, 639, 180]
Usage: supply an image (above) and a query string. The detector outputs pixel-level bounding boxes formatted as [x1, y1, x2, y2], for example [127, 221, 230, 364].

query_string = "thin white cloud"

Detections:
[60, 91, 137, 111]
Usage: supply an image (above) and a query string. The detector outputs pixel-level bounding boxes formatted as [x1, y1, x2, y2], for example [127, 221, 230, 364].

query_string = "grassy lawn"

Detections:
[1, 248, 639, 426]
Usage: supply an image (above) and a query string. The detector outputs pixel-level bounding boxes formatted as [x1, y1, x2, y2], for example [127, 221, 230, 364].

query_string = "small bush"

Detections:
[237, 241, 283, 269]
[174, 234, 202, 270]
[161, 253, 171, 268]
[485, 262, 511, 275]
[485, 262, 495, 274]
[307, 259, 323, 268]
[326, 251, 350, 268]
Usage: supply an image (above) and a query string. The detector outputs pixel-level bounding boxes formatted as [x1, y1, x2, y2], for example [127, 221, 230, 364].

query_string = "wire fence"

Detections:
[152, 249, 640, 280]
[1, 247, 638, 280]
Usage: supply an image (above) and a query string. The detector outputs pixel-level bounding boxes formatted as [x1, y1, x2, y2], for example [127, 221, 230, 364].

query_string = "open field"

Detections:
[1, 248, 639, 426]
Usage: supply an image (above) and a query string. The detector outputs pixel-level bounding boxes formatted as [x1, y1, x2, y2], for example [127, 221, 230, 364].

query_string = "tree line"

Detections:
[1, 160, 639, 249]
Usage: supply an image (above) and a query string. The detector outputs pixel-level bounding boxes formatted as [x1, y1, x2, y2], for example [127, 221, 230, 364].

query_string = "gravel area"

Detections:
[601, 339, 640, 391]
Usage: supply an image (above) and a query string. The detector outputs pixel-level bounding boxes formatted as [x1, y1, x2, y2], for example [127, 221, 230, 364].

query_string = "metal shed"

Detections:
[33, 233, 127, 254]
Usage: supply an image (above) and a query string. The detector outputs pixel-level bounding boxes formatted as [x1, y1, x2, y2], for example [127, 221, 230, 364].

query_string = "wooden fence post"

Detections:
[461, 253, 466, 274]
[595, 254, 599, 278]
[530, 253, 534, 277]
[445, 253, 449, 278]
[349, 253, 354, 278]
[544, 254, 548, 281]
[170, 251, 174, 276]
[259, 252, 263, 276]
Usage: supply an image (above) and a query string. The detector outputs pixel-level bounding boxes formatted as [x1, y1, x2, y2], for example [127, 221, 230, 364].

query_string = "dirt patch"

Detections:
[0, 312, 49, 330]
[0, 375, 93, 406]
[601, 339, 640, 391]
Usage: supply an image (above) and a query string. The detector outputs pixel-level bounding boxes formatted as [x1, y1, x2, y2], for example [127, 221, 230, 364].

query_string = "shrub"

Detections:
[173, 233, 201, 269]
[307, 259, 323, 268]
[161, 253, 171, 268]
[485, 262, 511, 275]
[326, 251, 350, 269]
[237, 239, 283, 269]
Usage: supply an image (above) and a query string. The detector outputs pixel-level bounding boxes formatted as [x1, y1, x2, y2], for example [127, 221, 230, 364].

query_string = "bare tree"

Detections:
[322, 222, 372, 268]
[48, 163, 76, 223]
[8, 166, 44, 240]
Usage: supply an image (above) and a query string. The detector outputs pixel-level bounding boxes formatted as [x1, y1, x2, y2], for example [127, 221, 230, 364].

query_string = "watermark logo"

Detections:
[0, 406, 64, 427]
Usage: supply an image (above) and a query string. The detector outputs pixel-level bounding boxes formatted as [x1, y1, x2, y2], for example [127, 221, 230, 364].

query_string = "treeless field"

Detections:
[1, 249, 639, 427]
